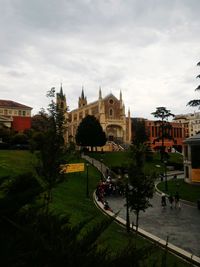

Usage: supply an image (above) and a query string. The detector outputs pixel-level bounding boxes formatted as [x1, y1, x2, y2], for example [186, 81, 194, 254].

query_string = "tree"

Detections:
[75, 115, 107, 151]
[131, 118, 149, 146]
[35, 87, 66, 211]
[151, 107, 174, 162]
[131, 118, 153, 161]
[128, 144, 155, 232]
[31, 109, 49, 132]
[187, 61, 200, 108]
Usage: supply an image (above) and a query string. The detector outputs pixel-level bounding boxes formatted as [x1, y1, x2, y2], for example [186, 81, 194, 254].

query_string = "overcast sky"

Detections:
[1, 0, 200, 119]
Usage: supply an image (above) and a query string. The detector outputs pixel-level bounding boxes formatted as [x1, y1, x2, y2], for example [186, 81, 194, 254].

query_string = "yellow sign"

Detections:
[60, 163, 85, 173]
[192, 169, 200, 183]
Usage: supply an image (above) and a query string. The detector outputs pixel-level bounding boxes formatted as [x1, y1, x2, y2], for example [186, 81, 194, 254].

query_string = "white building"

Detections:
[174, 112, 200, 138]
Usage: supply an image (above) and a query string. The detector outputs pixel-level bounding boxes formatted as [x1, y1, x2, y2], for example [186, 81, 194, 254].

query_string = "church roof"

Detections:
[103, 93, 119, 101]
[0, 100, 32, 109]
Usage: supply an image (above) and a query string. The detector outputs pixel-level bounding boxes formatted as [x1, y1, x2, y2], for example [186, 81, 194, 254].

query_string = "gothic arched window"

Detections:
[109, 108, 114, 117]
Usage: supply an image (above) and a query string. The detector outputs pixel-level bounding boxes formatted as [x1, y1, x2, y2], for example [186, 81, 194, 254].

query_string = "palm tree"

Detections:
[187, 61, 200, 107]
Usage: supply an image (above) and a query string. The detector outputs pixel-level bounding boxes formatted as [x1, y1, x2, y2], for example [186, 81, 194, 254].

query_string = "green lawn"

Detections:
[89, 151, 183, 176]
[0, 150, 37, 178]
[157, 178, 200, 203]
[0, 150, 191, 266]
[89, 151, 131, 168]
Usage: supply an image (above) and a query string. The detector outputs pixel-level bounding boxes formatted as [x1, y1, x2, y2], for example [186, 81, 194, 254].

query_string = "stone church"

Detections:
[57, 86, 132, 149]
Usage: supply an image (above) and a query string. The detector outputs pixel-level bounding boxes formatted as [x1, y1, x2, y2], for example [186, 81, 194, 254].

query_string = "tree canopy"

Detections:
[131, 118, 149, 146]
[75, 115, 107, 151]
[35, 87, 67, 209]
[187, 61, 200, 108]
[128, 144, 155, 231]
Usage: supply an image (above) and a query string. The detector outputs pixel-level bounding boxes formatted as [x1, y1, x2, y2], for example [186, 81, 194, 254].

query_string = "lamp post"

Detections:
[86, 163, 89, 198]
[100, 158, 103, 180]
[125, 173, 130, 233]
[164, 160, 168, 192]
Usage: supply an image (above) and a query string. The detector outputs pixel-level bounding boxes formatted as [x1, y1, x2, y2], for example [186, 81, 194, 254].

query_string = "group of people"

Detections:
[95, 176, 118, 212]
[161, 191, 181, 209]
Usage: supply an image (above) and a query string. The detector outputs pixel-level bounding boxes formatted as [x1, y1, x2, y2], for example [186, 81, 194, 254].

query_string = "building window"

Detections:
[0, 109, 3, 114]
[109, 99, 114, 104]
[152, 126, 154, 137]
[22, 111, 26, 116]
[9, 110, 12, 115]
[4, 109, 8, 115]
[109, 108, 113, 117]
[18, 110, 22, 116]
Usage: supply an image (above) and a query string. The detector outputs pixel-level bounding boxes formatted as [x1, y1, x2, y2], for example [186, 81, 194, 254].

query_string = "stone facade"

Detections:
[174, 112, 200, 138]
[57, 87, 132, 147]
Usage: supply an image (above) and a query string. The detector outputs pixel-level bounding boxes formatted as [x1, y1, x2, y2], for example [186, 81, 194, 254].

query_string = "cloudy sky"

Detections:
[1, 0, 200, 119]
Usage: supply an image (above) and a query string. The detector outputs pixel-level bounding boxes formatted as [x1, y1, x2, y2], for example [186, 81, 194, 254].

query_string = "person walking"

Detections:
[161, 193, 167, 208]
[174, 191, 181, 209]
[168, 193, 174, 209]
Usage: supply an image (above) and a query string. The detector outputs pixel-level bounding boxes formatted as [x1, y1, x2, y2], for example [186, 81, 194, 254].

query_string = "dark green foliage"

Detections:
[0, 208, 162, 267]
[0, 125, 11, 144]
[131, 118, 149, 146]
[128, 144, 155, 231]
[11, 133, 28, 145]
[187, 61, 200, 107]
[75, 115, 107, 150]
[34, 88, 67, 209]
[0, 172, 42, 216]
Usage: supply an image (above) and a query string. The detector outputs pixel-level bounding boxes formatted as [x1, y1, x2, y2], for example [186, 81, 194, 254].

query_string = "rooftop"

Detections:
[0, 99, 32, 110]
[184, 133, 200, 144]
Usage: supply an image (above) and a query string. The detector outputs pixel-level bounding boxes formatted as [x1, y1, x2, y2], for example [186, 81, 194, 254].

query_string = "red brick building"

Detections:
[132, 118, 185, 153]
[0, 100, 32, 132]
[145, 120, 185, 152]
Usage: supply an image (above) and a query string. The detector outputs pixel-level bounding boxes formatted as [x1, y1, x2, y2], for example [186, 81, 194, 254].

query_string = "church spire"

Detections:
[128, 107, 130, 117]
[78, 86, 87, 108]
[99, 86, 102, 100]
[60, 83, 64, 97]
[120, 90, 122, 101]
[81, 86, 84, 99]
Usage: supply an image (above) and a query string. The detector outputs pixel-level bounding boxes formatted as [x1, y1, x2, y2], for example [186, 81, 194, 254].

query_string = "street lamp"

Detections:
[100, 158, 103, 180]
[124, 173, 130, 233]
[164, 160, 168, 192]
[86, 163, 89, 198]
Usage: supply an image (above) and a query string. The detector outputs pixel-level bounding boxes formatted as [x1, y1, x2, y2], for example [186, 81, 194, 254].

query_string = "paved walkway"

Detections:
[82, 154, 200, 258]
[107, 192, 200, 257]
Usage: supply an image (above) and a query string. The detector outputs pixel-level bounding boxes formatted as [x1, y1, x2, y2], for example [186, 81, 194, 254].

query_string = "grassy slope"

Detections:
[0, 150, 36, 178]
[0, 150, 190, 266]
[157, 179, 200, 202]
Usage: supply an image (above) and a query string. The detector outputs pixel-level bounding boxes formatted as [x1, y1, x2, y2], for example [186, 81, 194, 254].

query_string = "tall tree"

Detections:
[187, 61, 200, 108]
[151, 107, 174, 162]
[75, 115, 107, 151]
[36, 87, 66, 210]
[128, 144, 155, 232]
[131, 118, 149, 146]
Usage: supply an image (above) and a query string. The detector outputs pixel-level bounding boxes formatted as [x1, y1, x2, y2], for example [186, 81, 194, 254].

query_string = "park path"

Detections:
[82, 154, 200, 257]
[108, 191, 200, 257]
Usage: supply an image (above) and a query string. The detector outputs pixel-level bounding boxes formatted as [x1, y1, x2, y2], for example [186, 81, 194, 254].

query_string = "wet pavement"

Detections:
[82, 154, 200, 257]
[107, 191, 200, 257]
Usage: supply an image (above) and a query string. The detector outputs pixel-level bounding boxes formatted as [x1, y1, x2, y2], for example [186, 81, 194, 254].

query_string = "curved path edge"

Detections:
[82, 154, 200, 266]
[93, 192, 200, 267]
